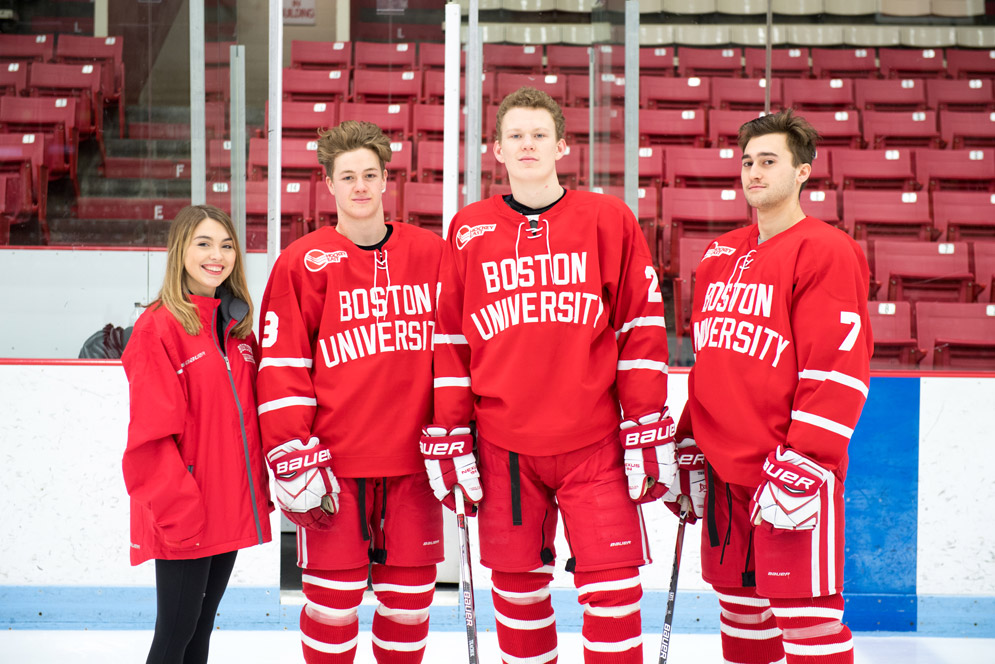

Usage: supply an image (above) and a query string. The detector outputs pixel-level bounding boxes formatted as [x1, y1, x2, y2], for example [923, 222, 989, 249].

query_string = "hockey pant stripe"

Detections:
[575, 567, 643, 663]
[769, 595, 853, 664]
[370, 564, 436, 663]
[300, 567, 368, 663]
[492, 569, 559, 664]
[714, 586, 785, 664]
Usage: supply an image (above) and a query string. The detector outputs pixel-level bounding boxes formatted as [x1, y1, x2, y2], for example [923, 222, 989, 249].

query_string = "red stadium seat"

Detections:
[27, 62, 103, 140]
[662, 187, 751, 276]
[282, 67, 349, 103]
[417, 42, 463, 71]
[0, 133, 47, 243]
[799, 189, 841, 228]
[915, 147, 995, 191]
[640, 47, 675, 77]
[267, 100, 337, 138]
[854, 78, 927, 111]
[708, 109, 765, 148]
[597, 146, 664, 190]
[54, 34, 124, 106]
[711, 77, 783, 111]
[402, 181, 444, 235]
[640, 108, 707, 147]
[932, 191, 995, 241]
[830, 148, 917, 190]
[495, 73, 567, 106]
[867, 300, 922, 367]
[639, 75, 710, 110]
[811, 47, 878, 79]
[671, 236, 715, 337]
[939, 110, 995, 149]
[925, 78, 995, 112]
[206, 180, 312, 249]
[546, 45, 596, 75]
[206, 138, 234, 180]
[352, 69, 421, 104]
[0, 62, 28, 96]
[878, 48, 946, 79]
[565, 73, 626, 107]
[339, 102, 412, 139]
[422, 70, 496, 105]
[677, 47, 744, 78]
[862, 110, 940, 149]
[974, 242, 995, 303]
[413, 103, 464, 142]
[559, 105, 624, 143]
[744, 47, 811, 78]
[945, 48, 995, 79]
[353, 41, 416, 70]
[0, 95, 77, 193]
[290, 40, 352, 71]
[665, 146, 741, 189]
[915, 302, 995, 368]
[204, 66, 230, 102]
[0, 34, 54, 63]
[482, 44, 543, 74]
[801, 110, 863, 148]
[248, 136, 322, 182]
[874, 240, 976, 302]
[842, 190, 933, 240]
[782, 78, 855, 111]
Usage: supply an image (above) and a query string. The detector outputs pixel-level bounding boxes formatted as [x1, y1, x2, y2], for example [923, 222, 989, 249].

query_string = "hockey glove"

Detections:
[266, 437, 340, 531]
[620, 409, 678, 503]
[660, 437, 706, 523]
[421, 425, 483, 514]
[750, 445, 832, 531]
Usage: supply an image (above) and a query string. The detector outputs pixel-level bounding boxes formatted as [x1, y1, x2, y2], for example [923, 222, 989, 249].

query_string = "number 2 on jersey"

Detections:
[645, 265, 663, 303]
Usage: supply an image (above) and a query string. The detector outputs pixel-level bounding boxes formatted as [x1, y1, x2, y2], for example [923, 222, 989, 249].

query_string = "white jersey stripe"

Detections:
[798, 369, 869, 397]
[500, 648, 559, 664]
[582, 601, 641, 618]
[434, 376, 471, 388]
[306, 602, 358, 620]
[783, 639, 853, 656]
[375, 605, 430, 620]
[370, 634, 428, 652]
[715, 591, 771, 608]
[617, 359, 669, 373]
[370, 581, 436, 594]
[258, 357, 313, 371]
[493, 587, 551, 602]
[301, 575, 369, 592]
[528, 565, 556, 575]
[582, 635, 643, 652]
[791, 410, 854, 439]
[494, 609, 557, 630]
[769, 605, 843, 620]
[617, 316, 668, 337]
[576, 576, 641, 595]
[301, 632, 359, 654]
[433, 333, 468, 345]
[719, 623, 783, 640]
[258, 395, 317, 415]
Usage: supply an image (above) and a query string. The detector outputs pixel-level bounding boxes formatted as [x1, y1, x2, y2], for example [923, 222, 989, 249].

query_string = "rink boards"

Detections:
[0, 365, 992, 636]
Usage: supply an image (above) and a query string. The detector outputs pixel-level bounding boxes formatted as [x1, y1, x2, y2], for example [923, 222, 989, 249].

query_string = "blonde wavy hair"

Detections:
[153, 205, 253, 339]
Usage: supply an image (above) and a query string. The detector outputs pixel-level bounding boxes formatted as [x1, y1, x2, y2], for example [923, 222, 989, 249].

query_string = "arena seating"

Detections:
[867, 300, 923, 367]
[353, 41, 417, 70]
[974, 242, 995, 302]
[874, 240, 977, 302]
[290, 41, 352, 71]
[0, 63, 28, 96]
[925, 78, 995, 111]
[842, 190, 934, 239]
[27, 63, 103, 140]
[915, 147, 995, 190]
[0, 34, 55, 64]
[854, 78, 929, 112]
[915, 301, 995, 368]
[782, 78, 856, 111]
[282, 67, 350, 104]
[932, 191, 995, 240]
[831, 148, 918, 190]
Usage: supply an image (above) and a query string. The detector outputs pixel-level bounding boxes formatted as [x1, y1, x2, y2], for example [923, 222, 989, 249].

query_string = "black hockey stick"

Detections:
[455, 490, 480, 664]
[659, 497, 690, 664]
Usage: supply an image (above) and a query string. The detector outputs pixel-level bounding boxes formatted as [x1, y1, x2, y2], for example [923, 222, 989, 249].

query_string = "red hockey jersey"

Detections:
[679, 217, 872, 487]
[257, 223, 445, 478]
[433, 190, 670, 455]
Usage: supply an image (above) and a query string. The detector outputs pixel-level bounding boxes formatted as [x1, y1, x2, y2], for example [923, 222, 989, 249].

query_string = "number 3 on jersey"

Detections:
[645, 265, 663, 303]
[262, 311, 279, 348]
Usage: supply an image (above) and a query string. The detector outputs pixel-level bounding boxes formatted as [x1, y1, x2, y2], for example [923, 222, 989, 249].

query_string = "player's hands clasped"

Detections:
[750, 445, 832, 530]
[620, 409, 678, 503]
[266, 436, 340, 530]
[661, 437, 706, 523]
[421, 425, 483, 513]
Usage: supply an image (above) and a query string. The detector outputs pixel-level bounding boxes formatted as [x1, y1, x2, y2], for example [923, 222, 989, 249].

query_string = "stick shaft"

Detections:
[659, 510, 688, 664]
[455, 491, 480, 664]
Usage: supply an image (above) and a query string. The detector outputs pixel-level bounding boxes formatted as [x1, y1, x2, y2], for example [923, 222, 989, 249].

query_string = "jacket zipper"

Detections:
[210, 306, 265, 545]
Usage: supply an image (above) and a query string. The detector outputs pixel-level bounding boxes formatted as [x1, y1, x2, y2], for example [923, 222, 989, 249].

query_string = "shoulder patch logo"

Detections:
[702, 242, 736, 261]
[238, 343, 256, 364]
[455, 223, 496, 251]
[304, 249, 348, 272]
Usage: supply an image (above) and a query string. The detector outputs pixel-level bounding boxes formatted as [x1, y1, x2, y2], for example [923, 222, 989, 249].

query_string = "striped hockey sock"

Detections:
[300, 566, 369, 663]
[574, 566, 643, 663]
[714, 586, 786, 664]
[491, 567, 559, 664]
[769, 595, 853, 664]
[370, 564, 436, 663]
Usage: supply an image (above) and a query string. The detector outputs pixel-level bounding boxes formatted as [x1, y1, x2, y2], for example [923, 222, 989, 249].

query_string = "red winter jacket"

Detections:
[122, 289, 273, 565]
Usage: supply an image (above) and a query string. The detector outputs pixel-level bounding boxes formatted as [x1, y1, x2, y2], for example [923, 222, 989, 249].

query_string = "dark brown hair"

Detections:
[494, 86, 566, 142]
[737, 108, 820, 167]
[316, 120, 392, 179]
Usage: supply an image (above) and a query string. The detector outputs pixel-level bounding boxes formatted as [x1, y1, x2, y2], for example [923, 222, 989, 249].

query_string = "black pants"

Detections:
[146, 550, 237, 664]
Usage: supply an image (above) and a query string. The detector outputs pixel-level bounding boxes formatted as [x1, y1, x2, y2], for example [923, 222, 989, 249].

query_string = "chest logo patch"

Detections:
[304, 249, 349, 272]
[238, 343, 256, 364]
[702, 242, 736, 261]
[455, 223, 496, 250]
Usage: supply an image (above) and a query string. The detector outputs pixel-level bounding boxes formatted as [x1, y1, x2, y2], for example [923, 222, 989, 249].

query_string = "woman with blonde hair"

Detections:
[122, 204, 272, 664]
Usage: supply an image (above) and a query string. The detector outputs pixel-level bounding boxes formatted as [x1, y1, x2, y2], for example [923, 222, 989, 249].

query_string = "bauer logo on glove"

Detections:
[750, 445, 833, 531]
[620, 410, 678, 503]
[266, 437, 341, 530]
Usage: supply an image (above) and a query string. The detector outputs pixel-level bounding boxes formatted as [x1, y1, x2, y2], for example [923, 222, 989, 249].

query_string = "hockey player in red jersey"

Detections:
[256, 121, 445, 663]
[424, 86, 677, 663]
[664, 110, 872, 664]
